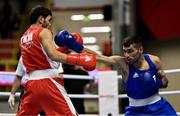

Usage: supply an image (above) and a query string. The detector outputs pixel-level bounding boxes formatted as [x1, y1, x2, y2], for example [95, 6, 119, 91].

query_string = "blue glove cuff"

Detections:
[70, 42, 84, 53]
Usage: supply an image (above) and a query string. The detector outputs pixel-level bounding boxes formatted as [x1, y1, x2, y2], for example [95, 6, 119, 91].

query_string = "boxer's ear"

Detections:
[139, 46, 143, 53]
[37, 16, 44, 24]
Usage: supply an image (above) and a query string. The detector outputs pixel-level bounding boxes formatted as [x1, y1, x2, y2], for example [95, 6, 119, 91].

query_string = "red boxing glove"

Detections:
[66, 52, 96, 71]
[56, 47, 69, 53]
[71, 33, 83, 45]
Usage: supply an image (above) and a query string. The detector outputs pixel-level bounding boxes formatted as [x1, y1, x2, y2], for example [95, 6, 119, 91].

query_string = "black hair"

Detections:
[29, 5, 52, 24]
[122, 35, 143, 48]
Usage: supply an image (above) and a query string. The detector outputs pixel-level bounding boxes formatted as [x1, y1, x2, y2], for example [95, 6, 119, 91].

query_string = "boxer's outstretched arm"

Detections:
[82, 47, 125, 65]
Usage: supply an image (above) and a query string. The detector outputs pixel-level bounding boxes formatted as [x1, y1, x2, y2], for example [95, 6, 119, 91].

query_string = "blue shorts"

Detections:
[125, 98, 177, 116]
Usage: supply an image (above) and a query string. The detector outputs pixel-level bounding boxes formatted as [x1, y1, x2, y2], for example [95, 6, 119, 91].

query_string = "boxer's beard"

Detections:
[42, 20, 49, 28]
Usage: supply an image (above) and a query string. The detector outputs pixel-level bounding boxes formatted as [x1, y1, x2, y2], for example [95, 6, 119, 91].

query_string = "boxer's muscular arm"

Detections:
[97, 55, 123, 65]
[40, 28, 67, 63]
[84, 47, 129, 80]
[82, 47, 125, 65]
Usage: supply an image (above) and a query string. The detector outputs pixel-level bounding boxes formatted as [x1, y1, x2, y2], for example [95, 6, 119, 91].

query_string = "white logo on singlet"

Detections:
[20, 33, 33, 49]
[85, 55, 91, 62]
[133, 72, 139, 78]
[153, 75, 156, 82]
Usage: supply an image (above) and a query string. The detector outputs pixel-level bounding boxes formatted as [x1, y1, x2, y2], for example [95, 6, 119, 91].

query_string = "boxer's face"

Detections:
[123, 43, 143, 64]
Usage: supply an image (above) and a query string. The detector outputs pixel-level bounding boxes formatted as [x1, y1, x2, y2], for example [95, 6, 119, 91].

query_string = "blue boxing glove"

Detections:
[54, 30, 84, 53]
[155, 78, 163, 88]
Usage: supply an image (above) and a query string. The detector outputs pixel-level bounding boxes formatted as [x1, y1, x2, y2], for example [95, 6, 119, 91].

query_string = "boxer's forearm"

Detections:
[82, 47, 117, 65]
[11, 76, 22, 94]
[82, 47, 100, 56]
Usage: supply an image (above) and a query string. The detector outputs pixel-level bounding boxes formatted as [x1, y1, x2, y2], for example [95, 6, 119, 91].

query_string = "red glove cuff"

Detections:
[66, 54, 78, 65]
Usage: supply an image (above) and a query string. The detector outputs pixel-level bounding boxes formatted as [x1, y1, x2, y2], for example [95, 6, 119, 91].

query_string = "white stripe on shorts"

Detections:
[49, 78, 77, 115]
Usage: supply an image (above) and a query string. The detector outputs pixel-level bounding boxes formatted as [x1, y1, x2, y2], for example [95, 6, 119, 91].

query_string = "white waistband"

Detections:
[28, 69, 63, 80]
[129, 94, 161, 106]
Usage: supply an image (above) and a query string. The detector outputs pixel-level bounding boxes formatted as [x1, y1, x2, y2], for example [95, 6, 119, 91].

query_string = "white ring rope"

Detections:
[0, 68, 180, 80]
[164, 69, 180, 74]
[63, 74, 93, 80]
[1, 90, 180, 98]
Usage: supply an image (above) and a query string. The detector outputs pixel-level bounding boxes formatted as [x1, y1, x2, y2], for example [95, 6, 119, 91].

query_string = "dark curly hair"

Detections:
[29, 5, 52, 24]
[122, 35, 143, 48]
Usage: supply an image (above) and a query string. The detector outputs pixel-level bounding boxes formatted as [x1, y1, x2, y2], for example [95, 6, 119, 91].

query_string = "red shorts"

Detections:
[16, 77, 77, 116]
